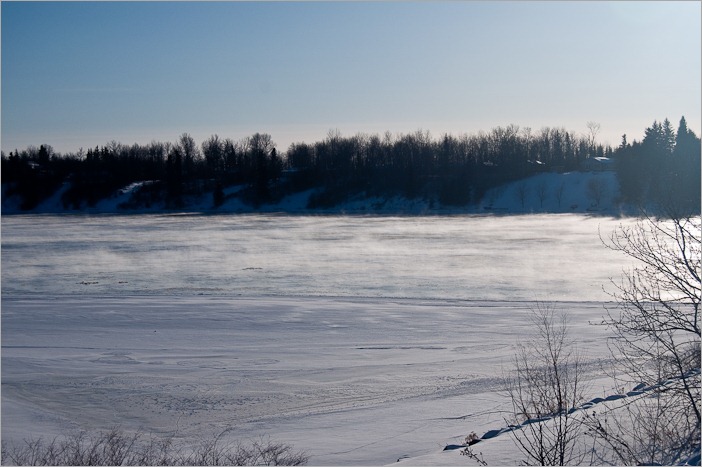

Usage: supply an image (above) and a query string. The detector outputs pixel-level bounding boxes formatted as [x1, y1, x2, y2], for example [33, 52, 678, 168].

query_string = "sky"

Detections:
[2, 1, 700, 155]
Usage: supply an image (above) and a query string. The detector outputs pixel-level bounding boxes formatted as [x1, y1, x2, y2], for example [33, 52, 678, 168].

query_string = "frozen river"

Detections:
[1, 214, 638, 464]
[1, 213, 633, 301]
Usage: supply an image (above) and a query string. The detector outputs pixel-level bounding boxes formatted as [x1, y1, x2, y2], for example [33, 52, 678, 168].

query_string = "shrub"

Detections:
[1, 428, 309, 466]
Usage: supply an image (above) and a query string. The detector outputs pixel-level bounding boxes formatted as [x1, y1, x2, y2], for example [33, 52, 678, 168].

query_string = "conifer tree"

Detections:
[662, 118, 676, 155]
[674, 116, 698, 157]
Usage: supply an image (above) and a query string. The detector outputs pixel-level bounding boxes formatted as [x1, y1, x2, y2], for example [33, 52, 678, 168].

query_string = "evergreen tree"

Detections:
[674, 116, 698, 157]
[38, 145, 50, 164]
[620, 134, 629, 149]
[669, 116, 702, 214]
[643, 120, 663, 151]
[662, 118, 676, 155]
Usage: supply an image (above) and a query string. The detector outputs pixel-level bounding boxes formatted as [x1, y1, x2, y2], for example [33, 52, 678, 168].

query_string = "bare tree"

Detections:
[202, 134, 224, 175]
[522, 126, 533, 160]
[586, 177, 606, 209]
[515, 182, 529, 209]
[249, 132, 276, 156]
[178, 133, 200, 177]
[506, 303, 587, 466]
[584, 377, 701, 466]
[586, 121, 601, 156]
[591, 212, 701, 464]
[536, 181, 548, 208]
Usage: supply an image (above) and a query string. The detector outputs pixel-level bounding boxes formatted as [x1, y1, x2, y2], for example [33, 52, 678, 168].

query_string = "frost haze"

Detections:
[2, 214, 640, 465]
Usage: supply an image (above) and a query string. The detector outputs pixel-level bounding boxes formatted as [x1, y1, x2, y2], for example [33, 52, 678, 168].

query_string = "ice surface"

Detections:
[1, 214, 640, 465]
[2, 296, 616, 465]
[1, 214, 637, 301]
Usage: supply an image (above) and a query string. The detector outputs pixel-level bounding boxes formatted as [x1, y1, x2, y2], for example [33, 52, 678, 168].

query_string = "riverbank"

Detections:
[2, 170, 639, 217]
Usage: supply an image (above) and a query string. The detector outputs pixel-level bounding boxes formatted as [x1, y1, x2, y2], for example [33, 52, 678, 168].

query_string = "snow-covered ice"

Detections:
[1, 214, 635, 301]
[1, 214, 641, 465]
[2, 296, 619, 465]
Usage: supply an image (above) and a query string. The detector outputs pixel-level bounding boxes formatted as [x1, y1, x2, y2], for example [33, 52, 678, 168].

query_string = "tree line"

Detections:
[615, 116, 700, 215]
[287, 124, 609, 208]
[1, 132, 282, 210]
[2, 117, 698, 213]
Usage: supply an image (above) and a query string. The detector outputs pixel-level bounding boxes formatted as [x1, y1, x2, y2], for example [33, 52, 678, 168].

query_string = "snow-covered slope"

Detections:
[476, 170, 622, 215]
[393, 374, 701, 466]
[1, 170, 629, 216]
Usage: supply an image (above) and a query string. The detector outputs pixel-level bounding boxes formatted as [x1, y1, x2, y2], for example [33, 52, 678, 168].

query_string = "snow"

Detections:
[2, 170, 629, 216]
[1, 296, 618, 465]
[1, 214, 636, 301]
[477, 171, 621, 215]
[1, 213, 652, 465]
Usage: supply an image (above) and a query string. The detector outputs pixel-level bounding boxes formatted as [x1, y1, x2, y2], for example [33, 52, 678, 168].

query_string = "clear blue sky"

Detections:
[2, 1, 700, 154]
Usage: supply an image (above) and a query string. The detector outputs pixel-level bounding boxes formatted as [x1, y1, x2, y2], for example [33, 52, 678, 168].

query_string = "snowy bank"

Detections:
[2, 170, 634, 216]
[1, 295, 618, 465]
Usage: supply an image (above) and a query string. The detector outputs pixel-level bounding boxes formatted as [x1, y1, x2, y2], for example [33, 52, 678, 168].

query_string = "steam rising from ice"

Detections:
[1, 214, 643, 464]
[2, 214, 636, 301]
